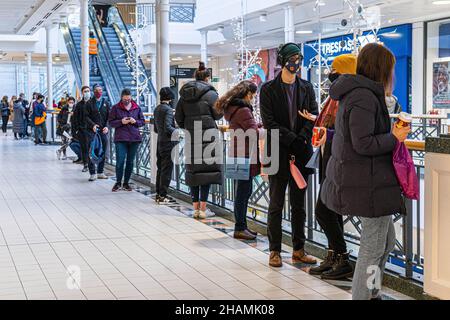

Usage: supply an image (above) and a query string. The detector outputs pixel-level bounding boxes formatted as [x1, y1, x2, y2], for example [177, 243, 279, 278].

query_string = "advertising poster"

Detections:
[433, 61, 450, 109]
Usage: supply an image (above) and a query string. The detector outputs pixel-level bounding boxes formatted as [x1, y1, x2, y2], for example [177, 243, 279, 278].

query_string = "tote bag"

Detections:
[392, 142, 419, 200]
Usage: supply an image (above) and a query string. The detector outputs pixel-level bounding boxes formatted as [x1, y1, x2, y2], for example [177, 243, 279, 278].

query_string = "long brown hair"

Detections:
[1, 96, 8, 104]
[357, 43, 396, 93]
[215, 80, 258, 114]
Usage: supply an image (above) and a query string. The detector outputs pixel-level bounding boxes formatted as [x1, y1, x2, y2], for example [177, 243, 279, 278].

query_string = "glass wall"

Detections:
[426, 18, 450, 117]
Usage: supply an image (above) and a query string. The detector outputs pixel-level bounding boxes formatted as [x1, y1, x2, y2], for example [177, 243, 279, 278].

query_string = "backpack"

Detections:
[89, 131, 105, 165]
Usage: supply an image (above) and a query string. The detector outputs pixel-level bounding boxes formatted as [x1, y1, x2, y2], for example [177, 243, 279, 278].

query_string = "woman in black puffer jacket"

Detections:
[321, 43, 411, 300]
[175, 62, 223, 219]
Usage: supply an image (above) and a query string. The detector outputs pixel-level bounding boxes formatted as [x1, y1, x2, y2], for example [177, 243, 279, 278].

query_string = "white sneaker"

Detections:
[193, 210, 200, 219]
[56, 150, 61, 160]
[198, 209, 215, 219]
[97, 173, 108, 179]
[89, 174, 97, 181]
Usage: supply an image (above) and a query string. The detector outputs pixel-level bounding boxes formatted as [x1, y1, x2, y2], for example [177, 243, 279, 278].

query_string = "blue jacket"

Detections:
[34, 102, 46, 117]
[1, 102, 9, 117]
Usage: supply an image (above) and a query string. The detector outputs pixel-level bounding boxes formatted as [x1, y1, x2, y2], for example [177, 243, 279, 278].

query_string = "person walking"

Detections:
[12, 97, 26, 140]
[108, 88, 145, 192]
[298, 54, 357, 279]
[321, 43, 411, 300]
[87, 84, 110, 181]
[72, 86, 94, 172]
[260, 43, 318, 267]
[175, 62, 223, 219]
[89, 31, 99, 76]
[154, 87, 178, 205]
[33, 94, 47, 145]
[217, 80, 260, 240]
[1, 96, 10, 135]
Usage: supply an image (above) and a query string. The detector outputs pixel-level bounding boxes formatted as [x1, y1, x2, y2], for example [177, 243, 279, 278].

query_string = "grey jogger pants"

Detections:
[352, 215, 396, 300]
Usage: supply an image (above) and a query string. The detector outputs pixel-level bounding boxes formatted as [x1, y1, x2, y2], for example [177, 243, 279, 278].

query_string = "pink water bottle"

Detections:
[290, 156, 307, 189]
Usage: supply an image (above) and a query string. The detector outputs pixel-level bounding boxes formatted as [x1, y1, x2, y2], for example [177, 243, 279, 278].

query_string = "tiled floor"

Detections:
[0, 135, 353, 300]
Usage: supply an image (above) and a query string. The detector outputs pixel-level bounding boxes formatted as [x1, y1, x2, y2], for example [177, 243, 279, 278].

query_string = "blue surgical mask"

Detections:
[83, 91, 91, 101]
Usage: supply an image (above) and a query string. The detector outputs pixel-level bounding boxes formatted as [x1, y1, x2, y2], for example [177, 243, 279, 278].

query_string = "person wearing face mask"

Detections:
[153, 87, 178, 205]
[299, 54, 357, 280]
[56, 96, 75, 160]
[72, 86, 96, 172]
[260, 43, 319, 267]
[217, 80, 261, 240]
[33, 94, 47, 145]
[108, 88, 145, 192]
[86, 84, 111, 181]
[385, 91, 402, 118]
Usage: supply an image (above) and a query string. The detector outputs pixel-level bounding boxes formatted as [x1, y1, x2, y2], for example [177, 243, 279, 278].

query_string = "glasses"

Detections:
[288, 55, 303, 64]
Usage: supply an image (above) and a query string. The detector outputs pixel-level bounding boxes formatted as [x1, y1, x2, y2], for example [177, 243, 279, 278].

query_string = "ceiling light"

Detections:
[259, 13, 267, 22]
[296, 30, 313, 34]
[187, 55, 192, 58]
[54, 55, 61, 61]
[433, 1, 450, 4]
[220, 41, 225, 45]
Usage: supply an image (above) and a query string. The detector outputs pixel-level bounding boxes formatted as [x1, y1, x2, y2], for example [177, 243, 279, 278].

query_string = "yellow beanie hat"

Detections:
[331, 54, 357, 75]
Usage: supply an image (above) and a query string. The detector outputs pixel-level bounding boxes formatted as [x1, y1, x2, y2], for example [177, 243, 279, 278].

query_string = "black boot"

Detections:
[321, 252, 354, 280]
[309, 250, 336, 275]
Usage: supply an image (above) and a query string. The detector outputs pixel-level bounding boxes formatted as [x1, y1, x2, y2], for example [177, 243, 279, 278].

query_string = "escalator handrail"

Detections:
[109, 6, 157, 104]
[60, 23, 83, 91]
[88, 6, 123, 105]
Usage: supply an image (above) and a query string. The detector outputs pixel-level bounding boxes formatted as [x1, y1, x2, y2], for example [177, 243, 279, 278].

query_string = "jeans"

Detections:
[2, 116, 8, 133]
[89, 55, 99, 75]
[352, 216, 396, 300]
[315, 187, 347, 254]
[88, 133, 108, 175]
[234, 178, 253, 231]
[156, 146, 174, 198]
[115, 141, 139, 185]
[69, 141, 82, 160]
[267, 175, 307, 252]
[34, 123, 47, 143]
[190, 185, 210, 203]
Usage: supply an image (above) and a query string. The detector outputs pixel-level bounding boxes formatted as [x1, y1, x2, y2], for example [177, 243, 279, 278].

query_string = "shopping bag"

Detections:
[392, 142, 419, 200]
[306, 148, 321, 169]
[290, 156, 307, 189]
[225, 157, 250, 180]
[89, 131, 105, 166]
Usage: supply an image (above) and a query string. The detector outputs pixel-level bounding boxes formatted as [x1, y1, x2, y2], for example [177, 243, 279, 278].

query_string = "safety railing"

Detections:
[105, 116, 427, 283]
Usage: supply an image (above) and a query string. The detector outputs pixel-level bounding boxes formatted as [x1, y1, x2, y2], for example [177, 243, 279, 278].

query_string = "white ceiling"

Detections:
[0, 0, 44, 34]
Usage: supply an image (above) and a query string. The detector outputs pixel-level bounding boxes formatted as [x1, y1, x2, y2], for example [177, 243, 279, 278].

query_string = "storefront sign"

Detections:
[175, 68, 213, 79]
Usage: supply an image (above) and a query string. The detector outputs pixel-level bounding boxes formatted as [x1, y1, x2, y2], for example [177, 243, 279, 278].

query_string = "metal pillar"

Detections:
[80, 0, 90, 87]
[159, 0, 170, 88]
[151, 53, 157, 89]
[26, 53, 32, 100]
[284, 5, 295, 43]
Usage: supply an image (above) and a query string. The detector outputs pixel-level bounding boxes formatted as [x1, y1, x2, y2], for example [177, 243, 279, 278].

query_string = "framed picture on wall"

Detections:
[432, 60, 450, 109]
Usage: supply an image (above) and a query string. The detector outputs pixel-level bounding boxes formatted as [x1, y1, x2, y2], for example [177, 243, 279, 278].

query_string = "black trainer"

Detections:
[122, 183, 132, 192]
[309, 250, 336, 275]
[112, 183, 121, 192]
[321, 252, 354, 280]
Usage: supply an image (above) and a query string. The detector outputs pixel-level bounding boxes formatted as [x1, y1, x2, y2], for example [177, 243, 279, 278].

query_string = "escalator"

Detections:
[62, 5, 156, 110]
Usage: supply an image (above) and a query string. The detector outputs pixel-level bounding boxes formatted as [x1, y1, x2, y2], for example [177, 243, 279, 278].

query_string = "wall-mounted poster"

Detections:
[433, 61, 450, 109]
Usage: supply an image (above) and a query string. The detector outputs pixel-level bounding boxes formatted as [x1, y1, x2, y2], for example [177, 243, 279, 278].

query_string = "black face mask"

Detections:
[328, 72, 341, 83]
[285, 60, 301, 74]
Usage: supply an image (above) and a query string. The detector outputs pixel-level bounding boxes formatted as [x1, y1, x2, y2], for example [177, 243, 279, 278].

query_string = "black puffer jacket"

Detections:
[175, 80, 223, 186]
[154, 102, 178, 152]
[321, 74, 403, 218]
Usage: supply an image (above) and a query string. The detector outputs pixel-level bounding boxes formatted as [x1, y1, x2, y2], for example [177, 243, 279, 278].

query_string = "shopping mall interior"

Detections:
[0, 0, 450, 305]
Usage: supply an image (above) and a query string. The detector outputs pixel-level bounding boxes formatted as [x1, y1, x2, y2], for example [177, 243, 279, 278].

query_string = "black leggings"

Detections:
[2, 116, 8, 133]
[190, 185, 211, 203]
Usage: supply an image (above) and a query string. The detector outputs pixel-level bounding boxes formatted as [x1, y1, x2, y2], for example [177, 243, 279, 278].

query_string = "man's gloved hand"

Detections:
[291, 136, 307, 156]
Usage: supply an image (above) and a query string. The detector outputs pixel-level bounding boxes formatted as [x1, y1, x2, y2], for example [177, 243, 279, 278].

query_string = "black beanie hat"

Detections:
[279, 43, 302, 66]
[159, 87, 175, 102]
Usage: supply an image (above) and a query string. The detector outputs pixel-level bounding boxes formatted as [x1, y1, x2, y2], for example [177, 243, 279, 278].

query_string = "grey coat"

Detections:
[175, 80, 223, 187]
[321, 74, 404, 218]
[12, 102, 25, 134]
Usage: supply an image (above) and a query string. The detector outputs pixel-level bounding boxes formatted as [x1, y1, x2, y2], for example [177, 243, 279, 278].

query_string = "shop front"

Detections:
[303, 24, 412, 113]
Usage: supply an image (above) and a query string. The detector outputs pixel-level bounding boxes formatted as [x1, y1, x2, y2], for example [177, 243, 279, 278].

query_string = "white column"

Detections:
[151, 53, 157, 89]
[80, 0, 90, 87]
[26, 53, 32, 100]
[412, 22, 425, 115]
[155, 2, 161, 91]
[200, 30, 208, 65]
[159, 0, 170, 88]
[46, 25, 54, 110]
[284, 5, 295, 43]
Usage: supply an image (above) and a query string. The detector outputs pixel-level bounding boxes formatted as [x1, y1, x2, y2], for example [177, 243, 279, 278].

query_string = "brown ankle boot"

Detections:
[233, 230, 256, 241]
[292, 248, 317, 264]
[269, 251, 282, 267]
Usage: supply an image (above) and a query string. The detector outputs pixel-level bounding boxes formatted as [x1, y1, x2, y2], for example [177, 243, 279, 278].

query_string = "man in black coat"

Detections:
[260, 43, 318, 267]
[88, 84, 111, 181]
[154, 87, 178, 204]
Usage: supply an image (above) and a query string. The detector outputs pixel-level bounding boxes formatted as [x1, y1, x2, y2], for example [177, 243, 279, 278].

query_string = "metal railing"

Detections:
[105, 115, 430, 283]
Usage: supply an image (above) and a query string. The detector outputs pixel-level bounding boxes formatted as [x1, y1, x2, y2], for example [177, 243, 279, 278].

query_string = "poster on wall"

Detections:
[432, 61, 450, 109]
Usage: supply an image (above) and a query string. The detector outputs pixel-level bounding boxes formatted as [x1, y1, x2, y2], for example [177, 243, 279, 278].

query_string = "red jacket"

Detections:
[224, 98, 261, 177]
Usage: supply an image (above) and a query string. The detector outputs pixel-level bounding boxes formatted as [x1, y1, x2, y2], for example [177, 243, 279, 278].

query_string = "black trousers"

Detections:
[78, 130, 92, 166]
[2, 116, 8, 133]
[267, 175, 307, 252]
[156, 147, 174, 198]
[315, 187, 347, 254]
